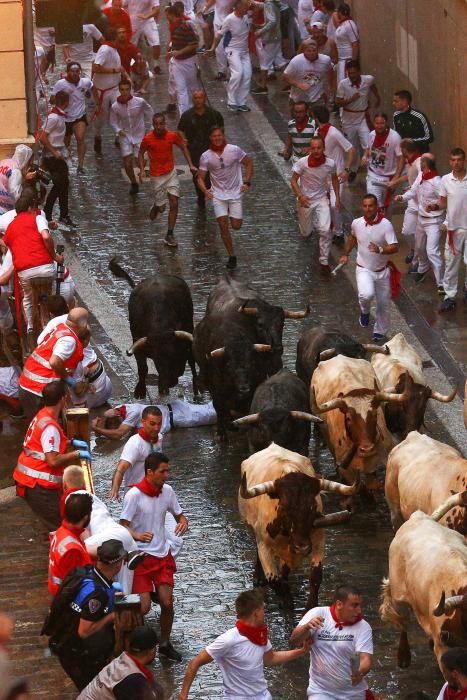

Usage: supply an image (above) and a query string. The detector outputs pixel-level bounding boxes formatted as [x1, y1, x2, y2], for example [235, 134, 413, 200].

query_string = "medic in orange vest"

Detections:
[14, 379, 92, 531]
[48, 492, 93, 595]
[18, 306, 89, 420]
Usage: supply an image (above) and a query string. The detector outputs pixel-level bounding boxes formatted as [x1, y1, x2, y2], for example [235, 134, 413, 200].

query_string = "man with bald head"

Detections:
[19, 306, 89, 418]
[178, 89, 224, 207]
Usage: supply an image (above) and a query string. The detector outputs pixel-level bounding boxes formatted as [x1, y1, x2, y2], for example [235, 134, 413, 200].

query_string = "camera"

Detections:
[28, 164, 51, 185]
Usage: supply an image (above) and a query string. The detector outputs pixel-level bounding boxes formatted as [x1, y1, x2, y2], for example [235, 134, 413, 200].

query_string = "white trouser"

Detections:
[297, 197, 332, 264]
[415, 216, 444, 285]
[171, 398, 217, 427]
[343, 117, 369, 172]
[85, 523, 136, 594]
[330, 182, 344, 236]
[337, 57, 351, 84]
[78, 375, 113, 408]
[443, 227, 467, 299]
[0, 293, 13, 331]
[226, 49, 252, 107]
[366, 173, 392, 209]
[94, 86, 119, 137]
[214, 17, 228, 72]
[18, 264, 55, 331]
[168, 56, 199, 116]
[401, 204, 418, 263]
[356, 265, 391, 336]
[255, 38, 286, 71]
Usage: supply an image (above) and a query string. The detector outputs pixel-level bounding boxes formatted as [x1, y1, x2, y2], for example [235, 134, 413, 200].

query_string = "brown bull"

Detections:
[311, 356, 405, 486]
[385, 431, 467, 533]
[380, 499, 467, 670]
[371, 333, 456, 437]
[238, 443, 356, 609]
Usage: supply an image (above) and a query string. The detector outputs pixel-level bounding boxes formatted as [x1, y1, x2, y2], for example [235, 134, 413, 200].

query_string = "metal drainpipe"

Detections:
[22, 0, 38, 137]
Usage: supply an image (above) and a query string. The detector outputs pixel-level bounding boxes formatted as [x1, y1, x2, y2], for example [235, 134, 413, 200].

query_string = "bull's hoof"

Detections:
[134, 385, 146, 399]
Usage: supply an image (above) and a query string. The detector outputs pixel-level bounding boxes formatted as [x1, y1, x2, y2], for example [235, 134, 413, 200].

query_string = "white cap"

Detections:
[311, 20, 324, 29]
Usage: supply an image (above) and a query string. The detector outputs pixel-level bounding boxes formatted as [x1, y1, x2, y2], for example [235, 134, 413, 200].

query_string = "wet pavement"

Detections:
[1, 25, 466, 700]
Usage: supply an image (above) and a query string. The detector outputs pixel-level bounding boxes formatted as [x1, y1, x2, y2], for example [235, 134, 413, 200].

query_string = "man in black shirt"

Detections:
[177, 90, 224, 207]
[393, 89, 433, 153]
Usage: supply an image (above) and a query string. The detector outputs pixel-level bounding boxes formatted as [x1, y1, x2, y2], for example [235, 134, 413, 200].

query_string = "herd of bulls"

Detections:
[110, 260, 466, 674]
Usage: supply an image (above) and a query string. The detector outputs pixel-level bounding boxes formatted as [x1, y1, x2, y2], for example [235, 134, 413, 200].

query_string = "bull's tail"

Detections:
[380, 577, 406, 630]
[109, 257, 136, 288]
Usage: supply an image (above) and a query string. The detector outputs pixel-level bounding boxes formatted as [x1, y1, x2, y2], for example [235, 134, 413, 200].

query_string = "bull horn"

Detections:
[319, 477, 358, 495]
[232, 413, 260, 426]
[289, 410, 322, 423]
[126, 337, 147, 356]
[173, 330, 193, 342]
[312, 390, 347, 414]
[433, 591, 466, 617]
[430, 491, 467, 522]
[209, 347, 226, 359]
[238, 305, 258, 316]
[253, 344, 272, 352]
[314, 510, 352, 527]
[375, 374, 410, 404]
[319, 348, 336, 361]
[429, 386, 457, 403]
[240, 472, 275, 499]
[284, 304, 310, 320]
[362, 343, 390, 355]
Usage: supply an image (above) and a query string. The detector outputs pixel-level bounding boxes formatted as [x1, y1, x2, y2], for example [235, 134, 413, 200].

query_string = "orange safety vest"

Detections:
[48, 523, 91, 595]
[19, 322, 84, 397]
[14, 407, 68, 491]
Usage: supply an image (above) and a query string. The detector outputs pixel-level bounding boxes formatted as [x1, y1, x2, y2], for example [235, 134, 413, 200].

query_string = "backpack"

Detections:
[41, 565, 94, 647]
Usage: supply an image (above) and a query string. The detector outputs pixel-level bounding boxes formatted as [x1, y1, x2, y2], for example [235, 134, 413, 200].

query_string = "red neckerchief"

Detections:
[407, 152, 421, 165]
[51, 106, 66, 116]
[314, 2, 324, 9]
[444, 687, 467, 700]
[126, 653, 155, 683]
[295, 118, 309, 133]
[130, 477, 162, 497]
[236, 620, 268, 646]
[308, 154, 326, 167]
[372, 128, 390, 149]
[350, 78, 361, 88]
[116, 405, 127, 418]
[421, 169, 439, 181]
[210, 139, 227, 154]
[329, 604, 363, 629]
[138, 427, 159, 445]
[318, 123, 332, 140]
[169, 16, 190, 35]
[364, 211, 384, 226]
[117, 94, 133, 104]
[103, 41, 117, 48]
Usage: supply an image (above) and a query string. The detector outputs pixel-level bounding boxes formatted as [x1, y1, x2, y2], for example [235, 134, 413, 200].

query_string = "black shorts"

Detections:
[65, 114, 88, 135]
[280, 8, 290, 39]
[203, 11, 214, 28]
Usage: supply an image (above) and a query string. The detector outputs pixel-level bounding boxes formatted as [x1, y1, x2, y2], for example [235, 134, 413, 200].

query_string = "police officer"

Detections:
[13, 380, 92, 531]
[46, 539, 128, 691]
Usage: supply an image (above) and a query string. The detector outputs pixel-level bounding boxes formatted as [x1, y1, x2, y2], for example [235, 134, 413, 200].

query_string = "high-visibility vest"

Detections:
[48, 523, 91, 595]
[13, 407, 68, 491]
[19, 322, 83, 397]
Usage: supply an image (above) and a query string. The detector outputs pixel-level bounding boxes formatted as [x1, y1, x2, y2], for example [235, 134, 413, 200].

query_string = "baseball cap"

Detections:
[97, 539, 128, 564]
[129, 626, 159, 652]
[311, 20, 324, 29]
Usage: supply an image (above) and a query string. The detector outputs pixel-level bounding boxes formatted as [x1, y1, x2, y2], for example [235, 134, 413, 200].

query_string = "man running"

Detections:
[110, 78, 153, 195]
[197, 125, 253, 269]
[393, 89, 433, 154]
[166, 2, 200, 116]
[62, 23, 103, 78]
[138, 113, 197, 248]
[127, 0, 161, 75]
[283, 38, 335, 111]
[91, 27, 122, 156]
[282, 101, 316, 164]
[362, 111, 404, 212]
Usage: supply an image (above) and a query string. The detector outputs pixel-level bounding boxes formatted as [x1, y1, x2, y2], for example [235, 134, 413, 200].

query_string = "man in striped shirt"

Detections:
[166, 2, 199, 116]
[282, 101, 316, 163]
[393, 90, 433, 153]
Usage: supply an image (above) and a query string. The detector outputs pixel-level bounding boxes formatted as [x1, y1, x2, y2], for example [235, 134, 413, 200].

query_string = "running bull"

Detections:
[380, 495, 467, 669]
[109, 259, 197, 398]
[207, 276, 310, 374]
[371, 333, 456, 437]
[239, 442, 357, 608]
[232, 369, 321, 455]
[385, 430, 467, 533]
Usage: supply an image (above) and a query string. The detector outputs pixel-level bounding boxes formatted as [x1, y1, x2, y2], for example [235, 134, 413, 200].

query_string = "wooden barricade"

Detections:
[64, 407, 94, 493]
[113, 594, 144, 656]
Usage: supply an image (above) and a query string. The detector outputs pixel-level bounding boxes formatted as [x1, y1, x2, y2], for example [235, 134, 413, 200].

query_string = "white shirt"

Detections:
[41, 424, 62, 453]
[37, 314, 78, 360]
[110, 96, 153, 145]
[367, 128, 402, 179]
[321, 124, 352, 174]
[219, 12, 251, 52]
[43, 111, 66, 149]
[214, 0, 234, 24]
[439, 171, 467, 230]
[64, 24, 102, 65]
[352, 215, 398, 270]
[127, 0, 159, 26]
[292, 156, 336, 200]
[119, 403, 146, 429]
[0, 209, 48, 235]
[35, 46, 45, 91]
[0, 366, 19, 397]
[436, 682, 447, 700]
[335, 18, 359, 60]
[0, 249, 13, 293]
[53, 77, 93, 122]
[199, 144, 247, 200]
[34, 26, 55, 49]
[336, 75, 375, 126]
[206, 627, 273, 700]
[92, 44, 121, 91]
[299, 606, 373, 699]
[402, 173, 443, 219]
[284, 53, 332, 103]
[120, 483, 182, 557]
[120, 433, 163, 489]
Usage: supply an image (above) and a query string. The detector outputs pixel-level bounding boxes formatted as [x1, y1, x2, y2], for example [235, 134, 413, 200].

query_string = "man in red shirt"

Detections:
[102, 0, 133, 41]
[48, 492, 93, 595]
[115, 26, 139, 74]
[138, 113, 197, 248]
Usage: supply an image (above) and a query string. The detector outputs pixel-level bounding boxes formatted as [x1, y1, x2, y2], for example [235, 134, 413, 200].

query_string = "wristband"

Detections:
[65, 377, 77, 388]
[378, 245, 384, 254]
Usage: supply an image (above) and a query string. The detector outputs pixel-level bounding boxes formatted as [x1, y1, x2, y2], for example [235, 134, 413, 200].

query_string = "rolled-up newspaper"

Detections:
[331, 262, 345, 277]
